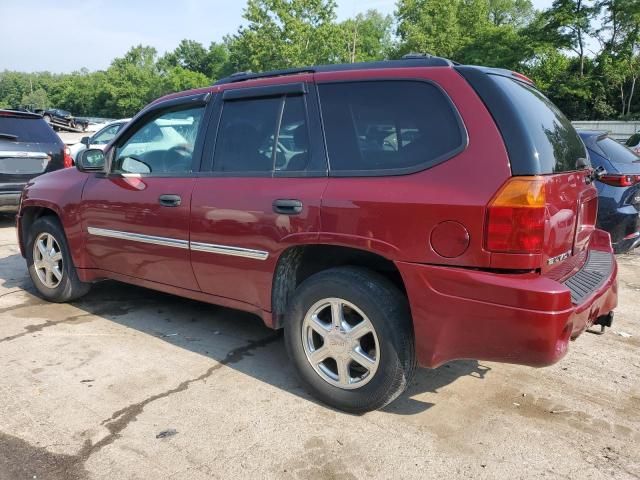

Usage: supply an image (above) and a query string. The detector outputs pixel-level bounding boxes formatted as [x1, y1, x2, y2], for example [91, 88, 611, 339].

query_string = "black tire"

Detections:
[26, 216, 91, 302]
[284, 266, 416, 413]
[43, 114, 51, 123]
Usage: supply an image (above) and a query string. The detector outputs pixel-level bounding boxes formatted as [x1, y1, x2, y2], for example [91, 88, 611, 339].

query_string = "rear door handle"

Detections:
[159, 194, 182, 207]
[273, 199, 303, 215]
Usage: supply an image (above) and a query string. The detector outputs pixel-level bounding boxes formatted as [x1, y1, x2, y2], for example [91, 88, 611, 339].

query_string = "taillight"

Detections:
[486, 176, 546, 253]
[598, 174, 640, 187]
[63, 146, 73, 168]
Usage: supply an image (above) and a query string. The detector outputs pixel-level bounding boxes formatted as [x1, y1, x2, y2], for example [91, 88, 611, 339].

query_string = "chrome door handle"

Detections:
[273, 199, 303, 215]
[159, 194, 181, 207]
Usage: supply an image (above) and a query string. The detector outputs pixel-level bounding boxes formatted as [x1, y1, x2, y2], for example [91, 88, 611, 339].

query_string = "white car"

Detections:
[69, 119, 131, 161]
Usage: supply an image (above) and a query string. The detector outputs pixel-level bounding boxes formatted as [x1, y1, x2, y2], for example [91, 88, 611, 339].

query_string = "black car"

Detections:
[0, 110, 68, 212]
[578, 130, 640, 253]
[41, 108, 89, 131]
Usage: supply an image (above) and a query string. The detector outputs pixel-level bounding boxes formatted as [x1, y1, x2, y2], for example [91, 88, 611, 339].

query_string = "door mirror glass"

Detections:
[77, 148, 105, 172]
[80, 136, 91, 146]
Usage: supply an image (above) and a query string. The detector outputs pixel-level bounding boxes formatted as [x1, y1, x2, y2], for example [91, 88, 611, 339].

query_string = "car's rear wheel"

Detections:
[43, 114, 51, 123]
[26, 216, 90, 302]
[285, 266, 415, 413]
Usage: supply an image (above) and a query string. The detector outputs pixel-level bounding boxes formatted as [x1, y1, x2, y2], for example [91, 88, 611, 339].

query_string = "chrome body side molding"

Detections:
[87, 227, 189, 249]
[190, 241, 269, 260]
[87, 227, 269, 260]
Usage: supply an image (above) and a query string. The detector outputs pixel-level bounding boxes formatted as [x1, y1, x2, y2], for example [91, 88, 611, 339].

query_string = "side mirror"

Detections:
[80, 136, 91, 146]
[77, 148, 105, 172]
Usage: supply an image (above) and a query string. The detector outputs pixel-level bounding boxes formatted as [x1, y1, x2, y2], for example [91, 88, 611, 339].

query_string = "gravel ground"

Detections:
[0, 214, 638, 480]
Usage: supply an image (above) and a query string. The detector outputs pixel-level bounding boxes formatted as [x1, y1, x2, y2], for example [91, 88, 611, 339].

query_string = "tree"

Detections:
[21, 87, 48, 110]
[541, 0, 599, 76]
[227, 0, 340, 72]
[488, 0, 534, 27]
[337, 10, 393, 63]
[396, 0, 462, 58]
[160, 40, 233, 81]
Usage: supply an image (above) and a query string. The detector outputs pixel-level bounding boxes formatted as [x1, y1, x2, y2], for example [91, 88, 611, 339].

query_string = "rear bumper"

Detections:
[397, 230, 618, 369]
[0, 191, 22, 212]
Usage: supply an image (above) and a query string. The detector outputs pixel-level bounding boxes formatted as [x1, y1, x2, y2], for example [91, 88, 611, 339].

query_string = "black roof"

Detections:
[213, 54, 453, 85]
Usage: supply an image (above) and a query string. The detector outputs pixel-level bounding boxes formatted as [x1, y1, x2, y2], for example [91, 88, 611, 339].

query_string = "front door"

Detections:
[81, 99, 208, 290]
[190, 81, 328, 310]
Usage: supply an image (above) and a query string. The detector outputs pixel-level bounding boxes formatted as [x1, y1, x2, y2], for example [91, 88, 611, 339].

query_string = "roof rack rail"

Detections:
[214, 67, 317, 85]
[213, 56, 453, 86]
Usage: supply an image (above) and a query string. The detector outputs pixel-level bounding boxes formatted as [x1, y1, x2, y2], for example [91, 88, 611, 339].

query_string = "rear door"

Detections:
[189, 80, 327, 310]
[81, 96, 209, 290]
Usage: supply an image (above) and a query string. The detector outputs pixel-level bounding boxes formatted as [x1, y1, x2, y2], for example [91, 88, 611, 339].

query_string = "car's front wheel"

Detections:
[285, 266, 415, 413]
[26, 216, 90, 302]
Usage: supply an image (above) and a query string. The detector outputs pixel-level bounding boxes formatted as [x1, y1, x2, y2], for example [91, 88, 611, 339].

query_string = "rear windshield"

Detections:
[0, 116, 59, 143]
[492, 75, 587, 173]
[597, 137, 640, 164]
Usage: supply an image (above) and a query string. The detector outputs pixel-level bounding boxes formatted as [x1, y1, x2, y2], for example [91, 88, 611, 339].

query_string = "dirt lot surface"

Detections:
[58, 131, 86, 146]
[0, 214, 638, 479]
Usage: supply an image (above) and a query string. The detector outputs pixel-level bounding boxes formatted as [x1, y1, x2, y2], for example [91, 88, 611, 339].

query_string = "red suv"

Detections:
[16, 56, 618, 412]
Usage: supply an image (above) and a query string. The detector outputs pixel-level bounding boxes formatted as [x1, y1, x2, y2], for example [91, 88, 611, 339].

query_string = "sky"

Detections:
[0, 0, 552, 73]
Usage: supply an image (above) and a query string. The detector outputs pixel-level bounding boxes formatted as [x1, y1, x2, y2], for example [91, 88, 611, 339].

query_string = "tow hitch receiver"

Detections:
[592, 312, 614, 334]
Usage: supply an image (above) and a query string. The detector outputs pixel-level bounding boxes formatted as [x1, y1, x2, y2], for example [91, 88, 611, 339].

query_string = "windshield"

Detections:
[598, 137, 640, 164]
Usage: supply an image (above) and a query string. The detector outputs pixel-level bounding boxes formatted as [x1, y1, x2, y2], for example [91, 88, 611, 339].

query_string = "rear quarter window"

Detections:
[491, 75, 587, 173]
[318, 81, 466, 175]
[0, 116, 59, 143]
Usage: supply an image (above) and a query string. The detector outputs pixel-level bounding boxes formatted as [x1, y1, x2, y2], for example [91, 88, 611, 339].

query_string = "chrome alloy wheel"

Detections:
[33, 232, 64, 289]
[301, 298, 380, 389]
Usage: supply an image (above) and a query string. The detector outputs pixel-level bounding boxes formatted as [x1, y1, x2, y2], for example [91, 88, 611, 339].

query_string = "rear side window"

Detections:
[0, 117, 59, 143]
[318, 81, 465, 174]
[597, 137, 639, 164]
[213, 95, 311, 173]
[491, 76, 586, 173]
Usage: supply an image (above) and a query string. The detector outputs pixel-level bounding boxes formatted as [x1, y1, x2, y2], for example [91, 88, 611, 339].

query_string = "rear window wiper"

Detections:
[0, 132, 18, 140]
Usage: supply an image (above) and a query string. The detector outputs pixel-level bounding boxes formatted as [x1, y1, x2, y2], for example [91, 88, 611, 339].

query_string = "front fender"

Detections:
[19, 168, 91, 268]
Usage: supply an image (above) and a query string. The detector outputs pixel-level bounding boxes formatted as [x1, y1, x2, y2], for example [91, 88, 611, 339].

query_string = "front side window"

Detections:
[318, 81, 465, 173]
[113, 107, 204, 175]
[213, 94, 310, 173]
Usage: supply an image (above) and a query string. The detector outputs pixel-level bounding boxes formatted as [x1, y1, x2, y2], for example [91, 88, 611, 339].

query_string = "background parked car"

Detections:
[626, 133, 640, 154]
[0, 109, 71, 212]
[579, 130, 640, 253]
[69, 119, 130, 161]
[38, 108, 89, 131]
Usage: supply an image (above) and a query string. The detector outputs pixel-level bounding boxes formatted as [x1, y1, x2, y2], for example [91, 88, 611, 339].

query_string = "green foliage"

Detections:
[0, 0, 638, 120]
[337, 10, 394, 63]
[21, 88, 48, 110]
[227, 0, 341, 72]
[396, 0, 462, 58]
